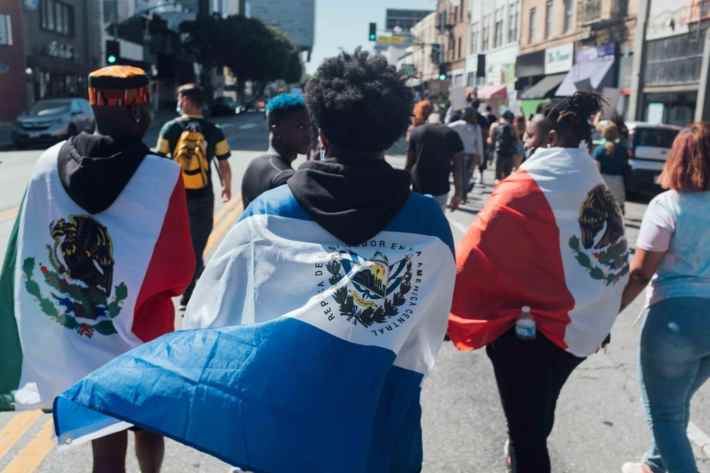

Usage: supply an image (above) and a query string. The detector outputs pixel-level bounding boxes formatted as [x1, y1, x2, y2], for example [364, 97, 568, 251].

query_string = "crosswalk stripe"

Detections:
[0, 411, 43, 462]
[1, 417, 53, 473]
[0, 207, 18, 224]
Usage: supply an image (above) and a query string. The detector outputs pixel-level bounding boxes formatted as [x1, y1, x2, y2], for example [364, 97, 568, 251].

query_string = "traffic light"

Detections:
[368, 22, 377, 42]
[438, 64, 448, 81]
[430, 44, 441, 65]
[105, 40, 120, 65]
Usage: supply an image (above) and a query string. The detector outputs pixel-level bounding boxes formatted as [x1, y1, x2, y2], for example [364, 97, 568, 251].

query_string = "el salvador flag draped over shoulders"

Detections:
[54, 159, 456, 473]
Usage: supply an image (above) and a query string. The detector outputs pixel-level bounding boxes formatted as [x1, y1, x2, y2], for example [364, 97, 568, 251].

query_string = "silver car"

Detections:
[12, 98, 95, 148]
[625, 122, 682, 197]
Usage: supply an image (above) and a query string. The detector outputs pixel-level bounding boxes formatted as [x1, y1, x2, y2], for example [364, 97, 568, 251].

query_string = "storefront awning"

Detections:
[475, 84, 507, 101]
[556, 56, 614, 97]
[520, 73, 566, 100]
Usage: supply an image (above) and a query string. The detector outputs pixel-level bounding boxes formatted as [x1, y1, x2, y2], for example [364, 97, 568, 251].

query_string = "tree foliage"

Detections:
[180, 14, 303, 84]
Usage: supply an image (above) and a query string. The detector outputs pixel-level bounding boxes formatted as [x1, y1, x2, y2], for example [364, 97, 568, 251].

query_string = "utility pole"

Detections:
[628, 0, 650, 121]
[695, 28, 710, 122]
[197, 0, 213, 102]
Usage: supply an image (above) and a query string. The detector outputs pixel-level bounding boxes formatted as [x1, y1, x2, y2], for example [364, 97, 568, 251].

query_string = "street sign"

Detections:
[376, 35, 409, 46]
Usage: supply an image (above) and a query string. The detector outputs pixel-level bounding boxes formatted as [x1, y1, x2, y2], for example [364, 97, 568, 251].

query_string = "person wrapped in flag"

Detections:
[53, 50, 457, 473]
[448, 92, 630, 473]
[0, 66, 194, 472]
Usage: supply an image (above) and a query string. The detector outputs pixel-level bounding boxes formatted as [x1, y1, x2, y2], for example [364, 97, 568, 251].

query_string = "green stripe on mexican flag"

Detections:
[0, 197, 24, 411]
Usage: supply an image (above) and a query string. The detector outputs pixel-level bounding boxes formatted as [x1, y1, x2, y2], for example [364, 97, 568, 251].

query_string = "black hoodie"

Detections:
[287, 158, 411, 246]
[57, 132, 149, 214]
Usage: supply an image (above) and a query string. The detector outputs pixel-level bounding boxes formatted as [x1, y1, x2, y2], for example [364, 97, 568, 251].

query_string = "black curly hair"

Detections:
[305, 49, 413, 154]
[543, 91, 605, 147]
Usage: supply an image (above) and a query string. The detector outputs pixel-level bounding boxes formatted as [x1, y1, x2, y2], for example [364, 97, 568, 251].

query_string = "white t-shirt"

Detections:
[448, 120, 484, 157]
[637, 190, 710, 305]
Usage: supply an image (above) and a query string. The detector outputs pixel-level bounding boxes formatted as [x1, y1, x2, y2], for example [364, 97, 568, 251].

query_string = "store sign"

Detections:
[545, 44, 574, 75]
[45, 41, 76, 61]
[647, 0, 691, 41]
[576, 43, 615, 63]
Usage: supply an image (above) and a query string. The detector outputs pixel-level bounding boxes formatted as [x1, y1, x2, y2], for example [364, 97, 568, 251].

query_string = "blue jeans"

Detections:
[639, 297, 710, 473]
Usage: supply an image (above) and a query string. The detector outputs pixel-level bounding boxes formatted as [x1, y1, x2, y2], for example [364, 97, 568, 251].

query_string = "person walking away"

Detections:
[448, 107, 484, 202]
[524, 114, 552, 159]
[493, 110, 517, 181]
[449, 92, 630, 473]
[406, 100, 433, 143]
[53, 49, 458, 473]
[620, 123, 710, 473]
[241, 93, 311, 208]
[593, 123, 628, 214]
[0, 65, 194, 473]
[406, 107, 465, 211]
[156, 83, 232, 308]
[513, 115, 527, 169]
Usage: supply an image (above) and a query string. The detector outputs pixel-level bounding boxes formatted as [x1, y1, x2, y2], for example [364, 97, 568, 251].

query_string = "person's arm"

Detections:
[474, 125, 484, 165]
[155, 123, 173, 157]
[488, 122, 498, 146]
[620, 249, 667, 311]
[619, 197, 675, 311]
[405, 134, 417, 173]
[214, 127, 232, 202]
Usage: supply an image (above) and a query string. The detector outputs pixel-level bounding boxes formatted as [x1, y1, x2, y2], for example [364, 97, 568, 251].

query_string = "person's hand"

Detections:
[448, 194, 462, 210]
[221, 187, 232, 203]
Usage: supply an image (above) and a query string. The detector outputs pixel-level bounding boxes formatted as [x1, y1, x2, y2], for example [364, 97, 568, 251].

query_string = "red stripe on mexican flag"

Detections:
[448, 147, 630, 357]
[0, 143, 194, 411]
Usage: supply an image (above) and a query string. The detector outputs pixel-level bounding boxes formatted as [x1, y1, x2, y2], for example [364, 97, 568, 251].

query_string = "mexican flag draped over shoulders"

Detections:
[0, 142, 193, 411]
[448, 147, 630, 357]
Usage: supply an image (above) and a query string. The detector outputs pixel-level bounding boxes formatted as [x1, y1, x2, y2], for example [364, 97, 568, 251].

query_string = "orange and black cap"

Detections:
[88, 66, 150, 107]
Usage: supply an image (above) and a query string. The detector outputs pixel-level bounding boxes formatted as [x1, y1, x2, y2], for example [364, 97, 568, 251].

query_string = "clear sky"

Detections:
[307, 0, 438, 74]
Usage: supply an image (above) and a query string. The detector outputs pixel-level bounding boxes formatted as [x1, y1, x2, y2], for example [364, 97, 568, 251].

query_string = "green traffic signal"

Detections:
[107, 55, 117, 64]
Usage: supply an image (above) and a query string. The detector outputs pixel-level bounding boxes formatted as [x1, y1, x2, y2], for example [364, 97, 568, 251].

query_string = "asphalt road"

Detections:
[0, 111, 708, 473]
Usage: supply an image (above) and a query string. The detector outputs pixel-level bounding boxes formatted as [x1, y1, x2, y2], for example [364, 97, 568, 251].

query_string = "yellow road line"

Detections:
[1, 417, 54, 473]
[0, 411, 43, 462]
[0, 207, 18, 224]
[212, 196, 242, 226]
[204, 197, 243, 258]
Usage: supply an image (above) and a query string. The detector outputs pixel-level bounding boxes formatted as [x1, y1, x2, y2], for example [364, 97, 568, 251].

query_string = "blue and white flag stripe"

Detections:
[54, 186, 456, 473]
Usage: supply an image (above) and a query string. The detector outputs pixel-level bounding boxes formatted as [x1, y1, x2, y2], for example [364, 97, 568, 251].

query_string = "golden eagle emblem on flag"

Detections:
[22, 215, 128, 338]
[326, 250, 413, 327]
[569, 185, 630, 286]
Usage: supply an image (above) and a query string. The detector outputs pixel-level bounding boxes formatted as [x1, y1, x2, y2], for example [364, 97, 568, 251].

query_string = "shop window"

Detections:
[40, 0, 74, 37]
[0, 15, 12, 46]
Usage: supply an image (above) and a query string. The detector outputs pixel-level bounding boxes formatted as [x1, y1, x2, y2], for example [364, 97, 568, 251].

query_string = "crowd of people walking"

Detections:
[0, 49, 709, 473]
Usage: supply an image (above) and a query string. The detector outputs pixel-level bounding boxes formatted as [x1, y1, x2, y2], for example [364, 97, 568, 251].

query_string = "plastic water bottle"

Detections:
[515, 306, 536, 340]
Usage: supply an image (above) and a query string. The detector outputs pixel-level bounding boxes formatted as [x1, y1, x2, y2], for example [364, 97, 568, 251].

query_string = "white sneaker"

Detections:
[621, 463, 653, 473]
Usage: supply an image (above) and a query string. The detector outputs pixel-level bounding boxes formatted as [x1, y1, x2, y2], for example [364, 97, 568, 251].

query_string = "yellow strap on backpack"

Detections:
[174, 130, 209, 190]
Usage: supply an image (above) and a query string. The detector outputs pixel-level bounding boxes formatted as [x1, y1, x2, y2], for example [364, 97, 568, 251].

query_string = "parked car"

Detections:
[12, 98, 95, 148]
[210, 96, 243, 116]
[625, 122, 682, 197]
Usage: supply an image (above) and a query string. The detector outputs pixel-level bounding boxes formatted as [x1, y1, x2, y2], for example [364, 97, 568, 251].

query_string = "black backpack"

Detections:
[495, 123, 516, 156]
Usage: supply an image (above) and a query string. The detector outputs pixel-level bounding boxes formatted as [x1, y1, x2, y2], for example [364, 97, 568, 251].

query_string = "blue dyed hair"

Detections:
[266, 93, 307, 127]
